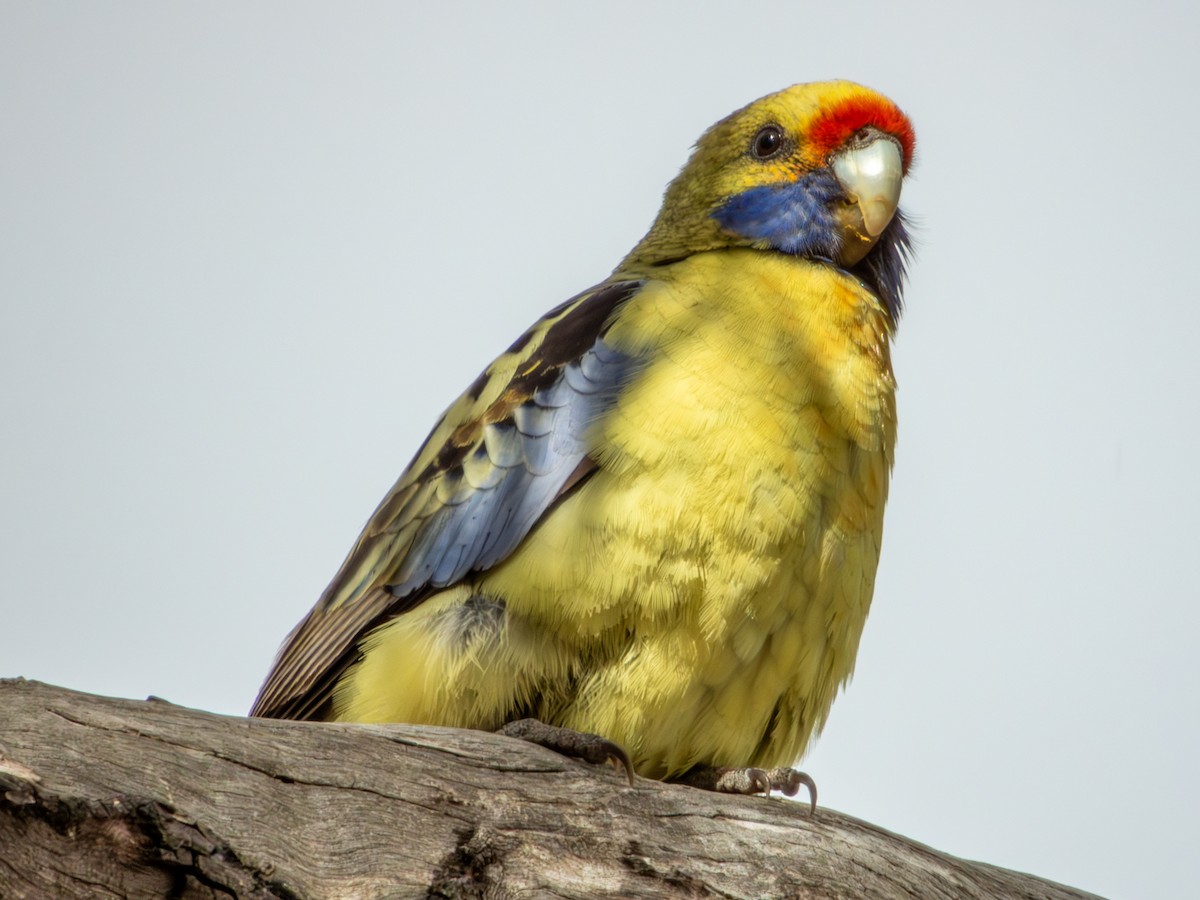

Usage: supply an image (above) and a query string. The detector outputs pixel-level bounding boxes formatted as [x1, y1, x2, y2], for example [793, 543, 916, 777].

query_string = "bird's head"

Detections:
[620, 81, 915, 318]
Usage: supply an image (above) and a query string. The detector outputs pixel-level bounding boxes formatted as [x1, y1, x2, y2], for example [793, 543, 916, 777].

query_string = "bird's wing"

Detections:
[251, 279, 644, 719]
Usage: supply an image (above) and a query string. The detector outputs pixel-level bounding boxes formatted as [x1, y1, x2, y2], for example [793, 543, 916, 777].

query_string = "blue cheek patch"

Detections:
[712, 170, 843, 258]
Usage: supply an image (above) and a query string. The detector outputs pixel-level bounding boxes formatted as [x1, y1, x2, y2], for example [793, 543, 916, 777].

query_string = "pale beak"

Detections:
[831, 137, 903, 266]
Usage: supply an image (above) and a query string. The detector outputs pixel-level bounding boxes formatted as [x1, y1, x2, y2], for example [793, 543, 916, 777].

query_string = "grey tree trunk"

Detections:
[0, 679, 1100, 899]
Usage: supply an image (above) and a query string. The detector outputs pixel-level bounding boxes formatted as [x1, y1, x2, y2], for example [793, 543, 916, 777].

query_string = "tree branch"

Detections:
[0, 679, 1098, 899]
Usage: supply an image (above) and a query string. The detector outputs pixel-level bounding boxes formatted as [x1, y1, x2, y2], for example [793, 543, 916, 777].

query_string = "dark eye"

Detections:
[751, 125, 785, 159]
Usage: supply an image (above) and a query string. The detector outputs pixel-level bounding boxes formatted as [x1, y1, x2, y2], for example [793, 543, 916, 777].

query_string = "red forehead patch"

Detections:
[808, 95, 916, 169]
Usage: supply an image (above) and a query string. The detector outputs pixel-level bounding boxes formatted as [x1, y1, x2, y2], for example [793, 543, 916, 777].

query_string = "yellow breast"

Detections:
[477, 249, 897, 776]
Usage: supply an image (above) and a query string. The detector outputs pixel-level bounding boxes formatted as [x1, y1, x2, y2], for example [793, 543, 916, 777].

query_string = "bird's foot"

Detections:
[674, 765, 817, 812]
[499, 718, 635, 786]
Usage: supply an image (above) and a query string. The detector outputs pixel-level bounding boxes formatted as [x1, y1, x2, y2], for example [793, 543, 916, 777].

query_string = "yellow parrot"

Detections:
[252, 80, 916, 802]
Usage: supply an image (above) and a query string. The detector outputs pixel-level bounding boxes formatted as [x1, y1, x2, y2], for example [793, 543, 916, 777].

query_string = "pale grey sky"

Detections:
[2, 3, 1196, 897]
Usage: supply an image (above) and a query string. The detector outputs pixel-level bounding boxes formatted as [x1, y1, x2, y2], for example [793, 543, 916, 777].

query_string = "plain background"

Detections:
[2, 3, 1196, 897]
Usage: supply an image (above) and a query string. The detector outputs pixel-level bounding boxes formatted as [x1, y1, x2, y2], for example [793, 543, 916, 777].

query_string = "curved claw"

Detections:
[766, 767, 817, 813]
[607, 746, 637, 787]
[673, 764, 818, 813]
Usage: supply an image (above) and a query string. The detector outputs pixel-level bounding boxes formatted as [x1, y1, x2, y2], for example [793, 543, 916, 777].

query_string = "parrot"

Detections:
[251, 80, 915, 804]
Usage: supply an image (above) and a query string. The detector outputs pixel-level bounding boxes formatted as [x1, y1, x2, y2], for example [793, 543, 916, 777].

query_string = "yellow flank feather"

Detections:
[253, 80, 916, 787]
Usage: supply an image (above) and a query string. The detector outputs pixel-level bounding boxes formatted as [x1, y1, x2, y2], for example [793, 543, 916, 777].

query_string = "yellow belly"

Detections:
[336, 250, 896, 778]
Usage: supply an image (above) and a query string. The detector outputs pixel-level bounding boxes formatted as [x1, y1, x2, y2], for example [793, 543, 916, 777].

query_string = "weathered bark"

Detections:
[0, 678, 1099, 899]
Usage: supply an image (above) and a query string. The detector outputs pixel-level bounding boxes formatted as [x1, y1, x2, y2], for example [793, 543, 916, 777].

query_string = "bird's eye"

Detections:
[750, 125, 786, 160]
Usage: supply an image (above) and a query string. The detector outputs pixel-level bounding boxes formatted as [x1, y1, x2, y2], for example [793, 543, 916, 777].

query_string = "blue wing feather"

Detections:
[386, 329, 637, 596]
[249, 279, 644, 720]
